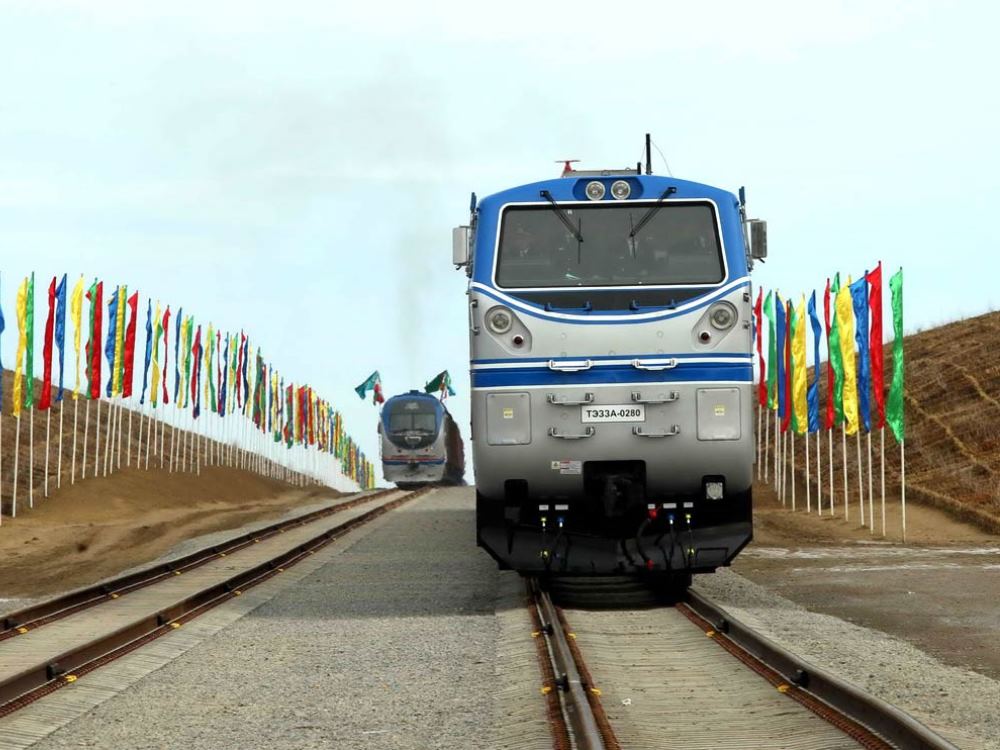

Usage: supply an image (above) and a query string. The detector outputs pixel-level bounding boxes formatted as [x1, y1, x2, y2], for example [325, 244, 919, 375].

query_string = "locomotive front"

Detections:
[455, 170, 767, 581]
[379, 391, 448, 488]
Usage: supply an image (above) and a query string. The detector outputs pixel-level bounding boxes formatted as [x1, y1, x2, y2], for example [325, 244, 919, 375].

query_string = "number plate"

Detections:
[581, 404, 646, 423]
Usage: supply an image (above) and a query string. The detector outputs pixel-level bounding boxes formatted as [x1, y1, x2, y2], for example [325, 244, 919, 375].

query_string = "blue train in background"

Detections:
[453, 144, 767, 586]
[379, 391, 465, 489]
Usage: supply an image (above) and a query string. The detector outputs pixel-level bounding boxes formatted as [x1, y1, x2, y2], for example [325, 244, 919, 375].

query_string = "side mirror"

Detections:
[749, 220, 767, 260]
[452, 226, 471, 267]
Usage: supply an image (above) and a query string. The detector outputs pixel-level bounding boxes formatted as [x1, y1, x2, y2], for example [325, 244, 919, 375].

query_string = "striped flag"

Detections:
[39, 275, 57, 411]
[850, 274, 871, 433]
[807, 290, 822, 433]
[85, 280, 103, 400]
[161, 306, 171, 404]
[54, 274, 68, 403]
[122, 292, 139, 398]
[764, 292, 777, 410]
[791, 296, 808, 435]
[70, 276, 84, 399]
[754, 289, 766, 408]
[140, 300, 153, 405]
[104, 287, 119, 398]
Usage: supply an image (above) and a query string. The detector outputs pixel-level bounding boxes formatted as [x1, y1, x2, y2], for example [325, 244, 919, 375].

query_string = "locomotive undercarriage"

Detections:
[476, 461, 752, 578]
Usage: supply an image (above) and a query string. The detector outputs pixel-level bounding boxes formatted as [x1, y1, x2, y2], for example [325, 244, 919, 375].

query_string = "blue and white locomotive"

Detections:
[453, 158, 767, 583]
[379, 390, 466, 489]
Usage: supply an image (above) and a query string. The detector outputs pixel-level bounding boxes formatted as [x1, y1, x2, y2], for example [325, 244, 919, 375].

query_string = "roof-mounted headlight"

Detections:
[585, 181, 605, 201]
[610, 180, 631, 200]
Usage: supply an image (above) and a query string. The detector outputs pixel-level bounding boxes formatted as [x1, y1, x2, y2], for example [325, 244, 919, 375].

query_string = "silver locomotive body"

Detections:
[380, 391, 465, 489]
[457, 171, 766, 578]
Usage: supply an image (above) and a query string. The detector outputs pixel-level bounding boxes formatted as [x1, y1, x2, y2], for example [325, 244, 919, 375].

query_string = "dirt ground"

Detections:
[738, 479, 1000, 680]
[0, 466, 343, 599]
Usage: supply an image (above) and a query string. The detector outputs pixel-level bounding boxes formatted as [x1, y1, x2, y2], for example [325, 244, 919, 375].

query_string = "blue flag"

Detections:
[105, 287, 119, 397]
[140, 300, 153, 404]
[807, 291, 822, 433]
[0, 273, 5, 409]
[219, 335, 229, 417]
[775, 297, 786, 419]
[173, 307, 183, 402]
[54, 274, 67, 402]
[851, 275, 871, 432]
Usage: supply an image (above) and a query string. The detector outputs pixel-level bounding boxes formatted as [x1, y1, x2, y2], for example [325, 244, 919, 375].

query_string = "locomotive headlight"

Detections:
[585, 180, 606, 201]
[610, 180, 631, 200]
[486, 306, 514, 334]
[708, 302, 738, 331]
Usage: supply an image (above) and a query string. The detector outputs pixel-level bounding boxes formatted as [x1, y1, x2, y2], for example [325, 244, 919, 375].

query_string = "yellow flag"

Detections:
[112, 285, 127, 396]
[835, 280, 859, 435]
[792, 295, 808, 434]
[70, 275, 84, 398]
[13, 277, 28, 417]
[150, 301, 162, 407]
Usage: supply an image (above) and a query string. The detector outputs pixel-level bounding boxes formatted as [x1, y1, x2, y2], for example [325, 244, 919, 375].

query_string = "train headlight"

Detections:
[585, 180, 606, 201]
[610, 180, 631, 200]
[486, 306, 514, 334]
[705, 480, 724, 501]
[708, 302, 737, 331]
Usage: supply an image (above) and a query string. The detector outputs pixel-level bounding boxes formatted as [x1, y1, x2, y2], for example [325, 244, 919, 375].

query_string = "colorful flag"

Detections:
[112, 285, 127, 396]
[807, 291, 822, 433]
[140, 300, 153, 404]
[151, 302, 163, 407]
[161, 306, 171, 404]
[823, 279, 835, 430]
[71, 275, 84, 399]
[173, 307, 183, 404]
[886, 268, 905, 443]
[123, 292, 139, 398]
[182, 316, 194, 408]
[191, 325, 202, 418]
[355, 371, 382, 403]
[835, 280, 858, 435]
[754, 288, 766, 408]
[220, 335, 230, 417]
[791, 297, 807, 434]
[104, 287, 119, 398]
[39, 276, 57, 411]
[25, 273, 35, 409]
[54, 274, 67, 403]
[764, 291, 777, 410]
[85, 280, 103, 400]
[13, 277, 28, 417]
[424, 370, 454, 399]
[781, 300, 793, 433]
[829, 274, 844, 427]
[205, 324, 216, 414]
[775, 296, 786, 424]
[851, 275, 871, 433]
[241, 335, 250, 411]
[867, 263, 885, 430]
[0, 275, 4, 410]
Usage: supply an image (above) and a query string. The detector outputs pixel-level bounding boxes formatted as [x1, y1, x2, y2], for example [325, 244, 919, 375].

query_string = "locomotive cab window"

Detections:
[386, 400, 438, 433]
[495, 202, 724, 289]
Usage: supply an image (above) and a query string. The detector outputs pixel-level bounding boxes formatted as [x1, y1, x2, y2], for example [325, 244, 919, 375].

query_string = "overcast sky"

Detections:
[1, 1, 997, 477]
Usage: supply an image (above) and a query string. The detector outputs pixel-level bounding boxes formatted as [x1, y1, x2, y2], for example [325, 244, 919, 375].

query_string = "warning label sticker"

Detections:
[551, 460, 582, 475]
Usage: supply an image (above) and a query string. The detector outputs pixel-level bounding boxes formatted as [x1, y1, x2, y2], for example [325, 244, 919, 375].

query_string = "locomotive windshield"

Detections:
[386, 400, 438, 434]
[495, 202, 724, 289]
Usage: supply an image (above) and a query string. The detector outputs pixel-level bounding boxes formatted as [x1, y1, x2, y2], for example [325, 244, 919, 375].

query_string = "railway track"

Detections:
[0, 487, 427, 719]
[527, 578, 960, 750]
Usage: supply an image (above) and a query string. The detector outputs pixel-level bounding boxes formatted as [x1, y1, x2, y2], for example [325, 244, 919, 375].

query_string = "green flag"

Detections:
[25, 272, 35, 408]
[828, 273, 844, 426]
[764, 291, 777, 410]
[424, 369, 456, 398]
[886, 268, 904, 442]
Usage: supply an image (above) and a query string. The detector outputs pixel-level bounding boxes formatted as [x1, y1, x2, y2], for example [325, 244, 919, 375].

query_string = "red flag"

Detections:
[308, 387, 315, 445]
[823, 279, 834, 430]
[161, 306, 171, 404]
[754, 288, 766, 407]
[867, 263, 885, 429]
[88, 282, 104, 399]
[781, 300, 793, 433]
[122, 292, 139, 398]
[39, 276, 57, 410]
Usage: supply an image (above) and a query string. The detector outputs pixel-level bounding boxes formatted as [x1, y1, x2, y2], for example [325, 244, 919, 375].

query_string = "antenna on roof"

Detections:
[645, 133, 652, 175]
[556, 159, 580, 177]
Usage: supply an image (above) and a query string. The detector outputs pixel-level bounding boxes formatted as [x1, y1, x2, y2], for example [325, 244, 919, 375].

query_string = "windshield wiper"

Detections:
[628, 186, 677, 242]
[540, 189, 584, 245]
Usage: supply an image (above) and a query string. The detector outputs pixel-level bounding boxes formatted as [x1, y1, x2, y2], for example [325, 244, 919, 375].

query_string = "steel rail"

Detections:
[682, 589, 961, 750]
[0, 488, 427, 717]
[0, 488, 397, 640]
[528, 579, 618, 750]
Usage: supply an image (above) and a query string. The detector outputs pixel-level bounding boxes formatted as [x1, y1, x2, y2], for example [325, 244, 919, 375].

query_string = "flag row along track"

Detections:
[0, 487, 428, 720]
[527, 577, 962, 750]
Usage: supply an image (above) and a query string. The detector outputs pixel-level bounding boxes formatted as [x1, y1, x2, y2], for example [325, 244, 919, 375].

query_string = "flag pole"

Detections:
[116, 399, 124, 469]
[841, 425, 849, 522]
[127, 402, 133, 467]
[94, 398, 101, 478]
[828, 426, 834, 515]
[57, 400, 64, 489]
[763, 403, 770, 483]
[756, 403, 762, 480]
[805, 430, 811, 513]
[81, 400, 89, 480]
[790, 431, 796, 511]
[44, 408, 51, 498]
[855, 430, 864, 526]
[29, 408, 35, 508]
[880, 427, 886, 537]
[12, 415, 21, 517]
[159, 408, 166, 469]
[169, 409, 177, 473]
[103, 399, 113, 477]
[816, 427, 822, 515]
[867, 430, 874, 534]
[900, 439, 907, 543]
